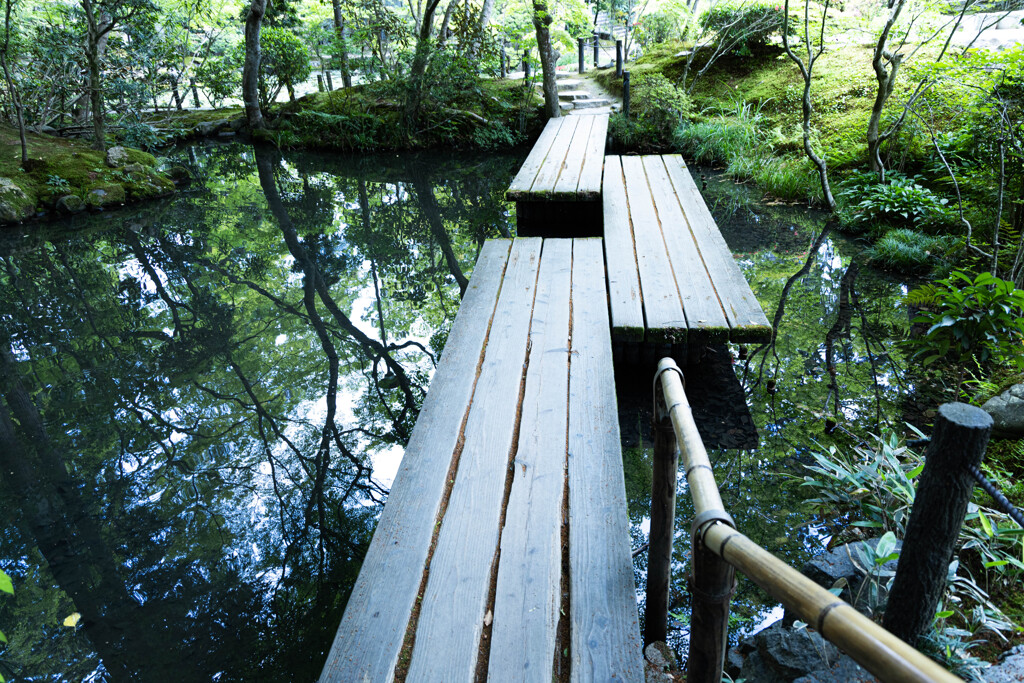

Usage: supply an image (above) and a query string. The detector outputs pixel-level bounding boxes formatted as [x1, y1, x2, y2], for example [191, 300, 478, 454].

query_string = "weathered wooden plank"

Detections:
[507, 119, 562, 200]
[567, 238, 644, 682]
[620, 155, 687, 343]
[602, 157, 644, 342]
[487, 239, 573, 683]
[576, 114, 609, 200]
[319, 240, 513, 683]
[663, 155, 772, 342]
[643, 156, 730, 344]
[553, 115, 595, 200]
[406, 237, 543, 682]
[530, 116, 582, 197]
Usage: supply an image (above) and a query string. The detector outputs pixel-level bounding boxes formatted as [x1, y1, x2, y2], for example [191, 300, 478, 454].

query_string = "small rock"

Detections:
[105, 146, 131, 168]
[982, 384, 1024, 438]
[166, 165, 192, 185]
[793, 653, 878, 682]
[56, 194, 86, 214]
[122, 162, 147, 175]
[795, 538, 901, 618]
[0, 176, 27, 199]
[31, 124, 57, 135]
[755, 621, 840, 679]
[86, 185, 126, 208]
[196, 119, 228, 136]
[985, 644, 1024, 682]
[739, 648, 787, 683]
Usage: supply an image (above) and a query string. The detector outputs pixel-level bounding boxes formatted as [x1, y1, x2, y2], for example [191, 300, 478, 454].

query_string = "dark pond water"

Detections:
[0, 145, 916, 680]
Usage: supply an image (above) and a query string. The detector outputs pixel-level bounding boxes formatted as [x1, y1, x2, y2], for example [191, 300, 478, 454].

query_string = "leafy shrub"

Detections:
[249, 27, 312, 109]
[472, 121, 524, 150]
[613, 74, 694, 150]
[698, 0, 787, 54]
[635, 10, 686, 47]
[866, 228, 958, 273]
[838, 170, 950, 233]
[196, 53, 241, 108]
[905, 270, 1024, 374]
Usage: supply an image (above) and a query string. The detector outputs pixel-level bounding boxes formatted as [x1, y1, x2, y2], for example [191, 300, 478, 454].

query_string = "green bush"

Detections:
[905, 270, 1024, 375]
[250, 27, 312, 110]
[613, 73, 694, 150]
[635, 10, 686, 47]
[698, 0, 787, 54]
[838, 170, 950, 233]
[866, 228, 959, 273]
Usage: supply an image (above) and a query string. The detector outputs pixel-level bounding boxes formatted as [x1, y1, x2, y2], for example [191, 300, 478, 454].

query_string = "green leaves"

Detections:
[0, 570, 12, 595]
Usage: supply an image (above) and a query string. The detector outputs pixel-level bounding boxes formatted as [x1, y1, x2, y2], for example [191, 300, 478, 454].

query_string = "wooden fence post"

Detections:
[326, 70, 334, 91]
[616, 39, 623, 77]
[500, 44, 507, 79]
[578, 37, 585, 73]
[523, 50, 530, 79]
[317, 74, 325, 92]
[593, 32, 600, 66]
[882, 403, 993, 644]
[645, 376, 679, 646]
[622, 71, 631, 119]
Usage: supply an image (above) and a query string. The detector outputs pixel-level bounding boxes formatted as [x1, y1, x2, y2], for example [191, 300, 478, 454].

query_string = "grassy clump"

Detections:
[866, 228, 959, 273]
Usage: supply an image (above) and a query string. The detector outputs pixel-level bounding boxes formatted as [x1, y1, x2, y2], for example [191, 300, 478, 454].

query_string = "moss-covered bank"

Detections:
[0, 126, 176, 225]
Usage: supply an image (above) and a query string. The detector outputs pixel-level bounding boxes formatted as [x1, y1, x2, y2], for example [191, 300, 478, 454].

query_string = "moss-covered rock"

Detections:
[55, 194, 86, 215]
[0, 125, 176, 225]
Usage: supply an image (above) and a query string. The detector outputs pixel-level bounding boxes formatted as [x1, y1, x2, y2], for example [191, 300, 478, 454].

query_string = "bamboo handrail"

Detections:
[653, 357, 962, 683]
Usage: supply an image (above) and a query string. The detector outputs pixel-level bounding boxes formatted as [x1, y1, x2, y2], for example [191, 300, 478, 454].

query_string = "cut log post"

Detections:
[593, 32, 599, 66]
[317, 74, 325, 92]
[500, 45, 507, 79]
[523, 50, 530, 79]
[616, 40, 623, 77]
[882, 403, 993, 645]
[326, 71, 334, 90]
[578, 37, 585, 73]
[622, 70, 631, 119]
[644, 377, 678, 646]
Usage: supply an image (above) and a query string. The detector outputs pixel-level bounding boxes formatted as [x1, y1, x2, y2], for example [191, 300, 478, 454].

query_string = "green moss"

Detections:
[0, 125, 175, 224]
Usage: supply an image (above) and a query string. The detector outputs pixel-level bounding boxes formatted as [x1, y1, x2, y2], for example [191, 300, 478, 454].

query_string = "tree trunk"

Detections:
[532, 0, 560, 119]
[331, 0, 352, 87]
[243, 0, 267, 130]
[404, 0, 443, 129]
[82, 0, 112, 152]
[866, 0, 907, 180]
[1, 0, 26, 166]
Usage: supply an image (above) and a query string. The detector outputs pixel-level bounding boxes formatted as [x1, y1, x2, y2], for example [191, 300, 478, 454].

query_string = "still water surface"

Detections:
[0, 144, 914, 680]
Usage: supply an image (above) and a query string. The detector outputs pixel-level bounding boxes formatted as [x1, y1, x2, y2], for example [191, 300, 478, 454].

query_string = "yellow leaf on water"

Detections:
[63, 613, 81, 628]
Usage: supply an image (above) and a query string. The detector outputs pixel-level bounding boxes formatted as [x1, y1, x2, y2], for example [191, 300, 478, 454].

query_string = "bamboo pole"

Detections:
[645, 376, 679, 646]
[654, 358, 961, 683]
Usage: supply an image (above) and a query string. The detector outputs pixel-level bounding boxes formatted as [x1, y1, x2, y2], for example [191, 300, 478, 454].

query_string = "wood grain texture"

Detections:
[530, 117, 581, 197]
[663, 156, 771, 342]
[576, 114, 609, 200]
[602, 157, 645, 342]
[553, 115, 594, 199]
[319, 240, 513, 683]
[567, 238, 644, 682]
[507, 119, 562, 200]
[643, 156, 729, 344]
[621, 156, 687, 343]
[487, 239, 573, 683]
[405, 237, 543, 682]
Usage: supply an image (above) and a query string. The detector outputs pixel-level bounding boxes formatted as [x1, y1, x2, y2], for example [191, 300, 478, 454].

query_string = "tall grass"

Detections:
[866, 228, 959, 273]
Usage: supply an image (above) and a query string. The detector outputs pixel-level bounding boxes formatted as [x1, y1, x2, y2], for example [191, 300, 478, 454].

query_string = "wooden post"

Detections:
[883, 403, 992, 645]
[578, 37, 585, 73]
[317, 74, 325, 92]
[688, 532, 736, 683]
[616, 40, 623, 77]
[500, 44, 507, 79]
[326, 70, 334, 90]
[593, 32, 599, 66]
[622, 70, 631, 119]
[523, 50, 530, 79]
[645, 378, 679, 646]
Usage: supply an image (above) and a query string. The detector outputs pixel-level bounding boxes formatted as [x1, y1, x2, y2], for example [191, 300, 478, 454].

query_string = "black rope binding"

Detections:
[908, 437, 1024, 528]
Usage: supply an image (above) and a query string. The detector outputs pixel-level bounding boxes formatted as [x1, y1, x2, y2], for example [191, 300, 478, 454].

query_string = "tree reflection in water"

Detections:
[0, 143, 519, 681]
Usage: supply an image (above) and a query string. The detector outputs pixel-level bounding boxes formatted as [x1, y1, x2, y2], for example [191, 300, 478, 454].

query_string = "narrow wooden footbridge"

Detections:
[320, 114, 957, 682]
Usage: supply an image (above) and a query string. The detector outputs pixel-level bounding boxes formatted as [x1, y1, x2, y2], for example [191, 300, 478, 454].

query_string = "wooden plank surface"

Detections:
[567, 238, 644, 682]
[507, 119, 561, 200]
[620, 156, 687, 343]
[487, 239, 572, 683]
[643, 156, 730, 344]
[406, 237, 543, 682]
[576, 114, 609, 200]
[602, 157, 644, 342]
[530, 117, 581, 197]
[553, 115, 595, 199]
[663, 156, 772, 342]
[319, 240, 512, 683]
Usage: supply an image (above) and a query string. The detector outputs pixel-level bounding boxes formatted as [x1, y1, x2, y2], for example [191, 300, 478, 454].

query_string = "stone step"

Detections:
[556, 79, 583, 91]
[558, 90, 593, 101]
[573, 98, 612, 109]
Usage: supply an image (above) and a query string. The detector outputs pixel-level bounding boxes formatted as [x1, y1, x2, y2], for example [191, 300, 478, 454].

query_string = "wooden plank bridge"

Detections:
[320, 112, 774, 682]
